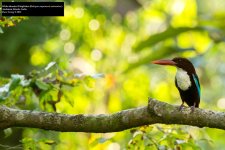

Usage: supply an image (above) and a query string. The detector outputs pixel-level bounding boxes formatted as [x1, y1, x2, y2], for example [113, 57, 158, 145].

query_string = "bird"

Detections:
[152, 57, 200, 111]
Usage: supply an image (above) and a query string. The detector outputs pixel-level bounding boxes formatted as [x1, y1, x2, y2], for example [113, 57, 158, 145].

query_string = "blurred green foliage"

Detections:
[1, 0, 225, 149]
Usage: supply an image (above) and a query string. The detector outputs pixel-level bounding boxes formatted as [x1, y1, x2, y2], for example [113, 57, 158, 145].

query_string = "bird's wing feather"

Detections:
[192, 74, 201, 98]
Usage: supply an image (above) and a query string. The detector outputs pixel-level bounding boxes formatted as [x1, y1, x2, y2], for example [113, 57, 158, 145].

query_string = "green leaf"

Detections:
[9, 75, 22, 91]
[133, 26, 203, 52]
[62, 87, 74, 107]
[35, 80, 51, 91]
[0, 77, 10, 85]
[83, 76, 95, 89]
[4, 128, 12, 138]
[20, 79, 31, 87]
[21, 137, 36, 150]
[0, 83, 9, 102]
[0, 27, 3, 34]
[0, 96, 7, 102]
[38, 62, 58, 77]
[44, 62, 57, 72]
[43, 140, 56, 145]
[0, 83, 10, 93]
[90, 137, 111, 147]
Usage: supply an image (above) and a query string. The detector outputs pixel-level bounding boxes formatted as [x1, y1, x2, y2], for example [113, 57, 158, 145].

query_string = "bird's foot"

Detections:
[179, 105, 184, 111]
[190, 106, 195, 113]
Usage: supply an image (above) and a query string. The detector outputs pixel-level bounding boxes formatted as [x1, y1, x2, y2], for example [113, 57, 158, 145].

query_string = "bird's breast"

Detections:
[175, 68, 191, 91]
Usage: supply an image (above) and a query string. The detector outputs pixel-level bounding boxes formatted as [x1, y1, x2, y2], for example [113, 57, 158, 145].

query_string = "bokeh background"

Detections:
[1, 0, 225, 149]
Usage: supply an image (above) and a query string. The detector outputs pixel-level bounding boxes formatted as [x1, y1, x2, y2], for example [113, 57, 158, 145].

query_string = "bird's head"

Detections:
[152, 57, 196, 73]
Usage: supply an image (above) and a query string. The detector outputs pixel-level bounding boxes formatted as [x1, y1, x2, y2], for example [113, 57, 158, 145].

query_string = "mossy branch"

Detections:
[1, 98, 225, 132]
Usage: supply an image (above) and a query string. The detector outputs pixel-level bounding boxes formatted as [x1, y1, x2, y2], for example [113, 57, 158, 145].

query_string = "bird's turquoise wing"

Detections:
[192, 74, 201, 98]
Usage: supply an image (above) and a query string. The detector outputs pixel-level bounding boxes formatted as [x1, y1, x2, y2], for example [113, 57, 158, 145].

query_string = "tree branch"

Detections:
[1, 98, 225, 132]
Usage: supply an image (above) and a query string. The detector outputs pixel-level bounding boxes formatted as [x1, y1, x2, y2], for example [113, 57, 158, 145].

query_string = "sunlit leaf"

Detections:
[4, 128, 12, 138]
[21, 137, 36, 150]
[127, 130, 144, 149]
[20, 79, 31, 87]
[38, 61, 58, 77]
[90, 137, 110, 147]
[83, 76, 95, 89]
[44, 140, 56, 145]
[9, 75, 23, 91]
[0, 83, 10, 93]
[45, 61, 57, 71]
[0, 83, 9, 102]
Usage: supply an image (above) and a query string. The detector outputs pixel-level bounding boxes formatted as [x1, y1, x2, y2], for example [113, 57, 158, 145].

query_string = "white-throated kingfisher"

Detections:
[152, 57, 201, 111]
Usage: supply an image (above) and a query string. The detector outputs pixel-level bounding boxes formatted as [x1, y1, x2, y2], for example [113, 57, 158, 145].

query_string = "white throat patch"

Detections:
[176, 68, 191, 91]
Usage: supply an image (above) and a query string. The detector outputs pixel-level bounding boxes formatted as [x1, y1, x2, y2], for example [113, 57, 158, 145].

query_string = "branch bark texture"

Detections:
[0, 98, 225, 132]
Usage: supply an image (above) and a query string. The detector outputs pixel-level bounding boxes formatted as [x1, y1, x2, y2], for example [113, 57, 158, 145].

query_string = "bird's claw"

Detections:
[179, 105, 184, 111]
[190, 106, 195, 113]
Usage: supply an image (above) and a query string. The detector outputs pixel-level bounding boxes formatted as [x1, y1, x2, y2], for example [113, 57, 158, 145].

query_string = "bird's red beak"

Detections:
[152, 59, 177, 66]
